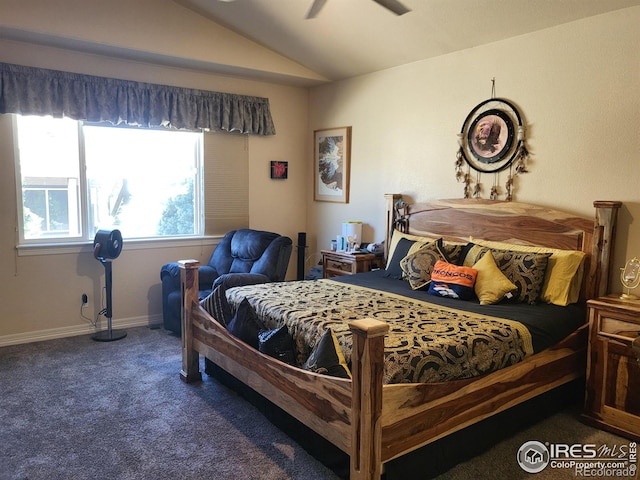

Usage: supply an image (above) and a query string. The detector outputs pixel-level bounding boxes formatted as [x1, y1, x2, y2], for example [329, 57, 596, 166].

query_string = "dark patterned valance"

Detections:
[0, 62, 275, 135]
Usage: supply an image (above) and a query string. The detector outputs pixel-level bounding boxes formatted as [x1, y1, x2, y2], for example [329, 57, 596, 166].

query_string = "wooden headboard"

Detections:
[384, 194, 621, 301]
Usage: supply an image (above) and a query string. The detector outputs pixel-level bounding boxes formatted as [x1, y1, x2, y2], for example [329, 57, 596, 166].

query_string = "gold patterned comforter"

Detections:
[225, 279, 533, 384]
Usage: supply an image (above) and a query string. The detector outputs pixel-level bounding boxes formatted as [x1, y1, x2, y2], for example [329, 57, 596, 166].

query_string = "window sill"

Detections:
[16, 236, 223, 257]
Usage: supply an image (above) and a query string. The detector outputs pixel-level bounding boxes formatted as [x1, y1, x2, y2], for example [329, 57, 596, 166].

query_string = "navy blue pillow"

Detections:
[227, 298, 265, 349]
[427, 260, 478, 300]
[258, 326, 296, 365]
[302, 329, 351, 379]
[384, 238, 416, 279]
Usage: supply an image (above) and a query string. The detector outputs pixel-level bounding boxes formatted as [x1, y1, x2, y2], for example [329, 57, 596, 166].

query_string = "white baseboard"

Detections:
[0, 314, 164, 348]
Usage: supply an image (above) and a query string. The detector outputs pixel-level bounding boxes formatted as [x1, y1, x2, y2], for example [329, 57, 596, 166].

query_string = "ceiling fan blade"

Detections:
[306, 0, 328, 19]
[372, 0, 411, 15]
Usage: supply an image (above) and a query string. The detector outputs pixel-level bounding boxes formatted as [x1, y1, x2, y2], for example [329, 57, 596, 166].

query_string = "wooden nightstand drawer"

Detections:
[584, 296, 640, 441]
[598, 315, 640, 342]
[325, 257, 353, 274]
[321, 250, 383, 279]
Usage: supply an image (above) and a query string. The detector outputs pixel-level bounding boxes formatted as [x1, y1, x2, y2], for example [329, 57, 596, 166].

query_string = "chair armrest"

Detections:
[212, 272, 271, 290]
[161, 262, 219, 292]
[160, 262, 182, 291]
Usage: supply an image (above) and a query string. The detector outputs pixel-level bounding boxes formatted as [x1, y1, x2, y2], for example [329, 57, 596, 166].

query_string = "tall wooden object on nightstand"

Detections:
[321, 250, 384, 278]
[583, 295, 640, 441]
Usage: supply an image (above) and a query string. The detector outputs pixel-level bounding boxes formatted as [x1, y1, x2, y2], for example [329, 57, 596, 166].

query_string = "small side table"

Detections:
[321, 250, 384, 279]
[583, 295, 640, 441]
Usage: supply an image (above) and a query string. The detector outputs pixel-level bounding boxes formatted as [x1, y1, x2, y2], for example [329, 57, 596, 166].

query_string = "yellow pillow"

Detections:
[470, 238, 586, 306]
[472, 252, 517, 305]
[386, 229, 439, 269]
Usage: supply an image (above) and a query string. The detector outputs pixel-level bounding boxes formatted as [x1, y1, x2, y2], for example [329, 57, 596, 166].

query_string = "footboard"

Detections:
[378, 322, 588, 462]
[177, 195, 620, 479]
[179, 260, 389, 479]
[178, 262, 589, 479]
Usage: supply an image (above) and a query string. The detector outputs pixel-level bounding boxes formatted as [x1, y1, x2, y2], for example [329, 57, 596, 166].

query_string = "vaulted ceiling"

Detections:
[1, 0, 639, 87]
[174, 0, 640, 82]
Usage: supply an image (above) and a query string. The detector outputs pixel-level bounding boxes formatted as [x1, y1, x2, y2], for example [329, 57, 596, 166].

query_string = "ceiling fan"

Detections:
[306, 0, 411, 19]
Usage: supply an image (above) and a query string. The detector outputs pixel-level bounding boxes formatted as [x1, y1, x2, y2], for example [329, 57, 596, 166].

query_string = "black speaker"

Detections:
[297, 232, 307, 281]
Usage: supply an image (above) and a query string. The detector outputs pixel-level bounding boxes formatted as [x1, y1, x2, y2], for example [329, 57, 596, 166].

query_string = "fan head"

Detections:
[93, 229, 123, 260]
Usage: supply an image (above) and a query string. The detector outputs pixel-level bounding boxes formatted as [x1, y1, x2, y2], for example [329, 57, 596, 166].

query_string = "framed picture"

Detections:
[314, 126, 351, 203]
[270, 161, 288, 179]
[459, 99, 522, 173]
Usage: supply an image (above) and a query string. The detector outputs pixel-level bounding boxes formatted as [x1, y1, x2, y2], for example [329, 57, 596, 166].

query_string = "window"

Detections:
[15, 115, 203, 243]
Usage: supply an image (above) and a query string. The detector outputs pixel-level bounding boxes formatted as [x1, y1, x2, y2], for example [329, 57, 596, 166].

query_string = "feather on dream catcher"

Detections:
[455, 89, 529, 201]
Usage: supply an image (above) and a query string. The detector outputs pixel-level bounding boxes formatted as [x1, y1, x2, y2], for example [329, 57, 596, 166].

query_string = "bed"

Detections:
[178, 194, 621, 479]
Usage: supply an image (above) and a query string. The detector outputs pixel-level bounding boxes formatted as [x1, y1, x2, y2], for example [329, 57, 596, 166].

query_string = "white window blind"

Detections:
[203, 132, 249, 235]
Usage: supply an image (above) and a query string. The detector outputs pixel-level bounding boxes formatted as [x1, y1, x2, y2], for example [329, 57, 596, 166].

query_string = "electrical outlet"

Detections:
[81, 294, 88, 305]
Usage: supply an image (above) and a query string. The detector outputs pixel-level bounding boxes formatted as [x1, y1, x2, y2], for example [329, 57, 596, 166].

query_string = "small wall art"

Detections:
[270, 161, 288, 179]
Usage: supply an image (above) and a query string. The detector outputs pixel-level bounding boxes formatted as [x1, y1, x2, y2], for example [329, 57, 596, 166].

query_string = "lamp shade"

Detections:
[93, 229, 123, 260]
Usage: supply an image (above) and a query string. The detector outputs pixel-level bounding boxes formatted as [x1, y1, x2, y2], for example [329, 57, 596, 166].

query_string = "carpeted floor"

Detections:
[0, 326, 635, 480]
[0, 327, 340, 480]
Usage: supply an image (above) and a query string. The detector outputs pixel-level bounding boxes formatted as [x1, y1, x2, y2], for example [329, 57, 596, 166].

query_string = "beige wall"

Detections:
[307, 7, 640, 289]
[2, 4, 639, 344]
[0, 40, 309, 344]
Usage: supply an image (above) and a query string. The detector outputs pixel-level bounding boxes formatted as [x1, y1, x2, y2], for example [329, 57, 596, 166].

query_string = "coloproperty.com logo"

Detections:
[517, 440, 637, 477]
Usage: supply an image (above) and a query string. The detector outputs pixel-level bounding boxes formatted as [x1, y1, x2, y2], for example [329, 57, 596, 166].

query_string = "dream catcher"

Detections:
[455, 83, 529, 201]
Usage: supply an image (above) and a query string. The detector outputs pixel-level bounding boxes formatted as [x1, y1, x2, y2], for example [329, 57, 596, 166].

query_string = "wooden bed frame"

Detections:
[179, 195, 621, 479]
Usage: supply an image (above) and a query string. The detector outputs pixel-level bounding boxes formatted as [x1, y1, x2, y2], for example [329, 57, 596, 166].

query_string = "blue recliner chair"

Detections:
[160, 228, 293, 334]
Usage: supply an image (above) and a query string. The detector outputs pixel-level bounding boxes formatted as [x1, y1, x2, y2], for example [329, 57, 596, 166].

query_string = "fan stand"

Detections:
[92, 258, 127, 342]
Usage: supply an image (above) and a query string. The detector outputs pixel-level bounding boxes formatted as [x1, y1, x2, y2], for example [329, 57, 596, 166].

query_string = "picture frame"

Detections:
[314, 126, 351, 203]
[459, 99, 522, 173]
[270, 161, 288, 179]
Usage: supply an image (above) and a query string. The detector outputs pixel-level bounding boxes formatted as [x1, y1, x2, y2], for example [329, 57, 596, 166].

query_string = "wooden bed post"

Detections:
[349, 318, 389, 480]
[592, 201, 621, 298]
[179, 259, 202, 384]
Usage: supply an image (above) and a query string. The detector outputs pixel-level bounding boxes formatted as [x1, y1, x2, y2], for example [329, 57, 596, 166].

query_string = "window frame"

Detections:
[13, 115, 205, 250]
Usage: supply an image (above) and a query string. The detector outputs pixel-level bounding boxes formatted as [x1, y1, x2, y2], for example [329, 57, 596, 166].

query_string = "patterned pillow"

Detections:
[427, 260, 477, 300]
[400, 241, 448, 290]
[469, 238, 586, 306]
[439, 240, 467, 266]
[200, 285, 233, 327]
[386, 229, 439, 269]
[463, 244, 550, 304]
[302, 329, 351, 378]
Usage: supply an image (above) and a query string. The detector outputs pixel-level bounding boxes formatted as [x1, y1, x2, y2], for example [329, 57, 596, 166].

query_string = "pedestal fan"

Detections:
[92, 229, 127, 342]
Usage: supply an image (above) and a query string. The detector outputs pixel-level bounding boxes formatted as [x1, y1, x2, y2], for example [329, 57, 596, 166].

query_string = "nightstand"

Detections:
[583, 295, 640, 441]
[321, 250, 384, 279]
